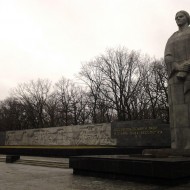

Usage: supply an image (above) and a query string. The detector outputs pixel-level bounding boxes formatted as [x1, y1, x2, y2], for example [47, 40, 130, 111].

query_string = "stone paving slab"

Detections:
[20, 156, 69, 163]
[1, 162, 190, 190]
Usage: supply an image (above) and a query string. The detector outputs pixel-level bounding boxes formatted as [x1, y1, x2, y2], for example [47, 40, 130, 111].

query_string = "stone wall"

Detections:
[111, 120, 171, 147]
[5, 123, 117, 146]
[4, 120, 171, 147]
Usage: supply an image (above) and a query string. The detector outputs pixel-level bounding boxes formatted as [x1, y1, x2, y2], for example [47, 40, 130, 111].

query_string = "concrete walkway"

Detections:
[1, 162, 190, 190]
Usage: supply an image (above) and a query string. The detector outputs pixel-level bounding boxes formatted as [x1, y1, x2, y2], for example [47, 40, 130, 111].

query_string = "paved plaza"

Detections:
[1, 162, 190, 190]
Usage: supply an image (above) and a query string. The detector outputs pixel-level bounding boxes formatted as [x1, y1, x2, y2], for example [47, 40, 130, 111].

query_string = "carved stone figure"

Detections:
[165, 10, 190, 149]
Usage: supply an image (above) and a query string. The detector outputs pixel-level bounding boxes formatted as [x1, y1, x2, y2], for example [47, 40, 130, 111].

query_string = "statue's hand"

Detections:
[182, 62, 190, 72]
[176, 62, 190, 72]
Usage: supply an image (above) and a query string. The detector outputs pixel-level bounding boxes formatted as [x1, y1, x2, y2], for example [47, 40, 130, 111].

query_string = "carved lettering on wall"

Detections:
[113, 126, 164, 137]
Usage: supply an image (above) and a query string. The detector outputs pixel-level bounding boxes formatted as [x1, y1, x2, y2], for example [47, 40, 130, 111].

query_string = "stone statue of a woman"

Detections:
[165, 10, 190, 149]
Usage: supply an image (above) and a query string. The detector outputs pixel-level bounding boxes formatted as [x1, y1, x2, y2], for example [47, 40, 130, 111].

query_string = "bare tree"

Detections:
[0, 97, 26, 131]
[138, 58, 168, 121]
[0, 47, 169, 131]
[79, 47, 144, 121]
[44, 92, 59, 127]
[79, 61, 105, 123]
[54, 77, 74, 126]
[70, 86, 90, 125]
[11, 79, 52, 129]
[79, 48, 169, 122]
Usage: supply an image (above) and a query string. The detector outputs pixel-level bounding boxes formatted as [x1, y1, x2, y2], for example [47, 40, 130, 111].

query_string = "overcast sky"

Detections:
[0, 0, 189, 100]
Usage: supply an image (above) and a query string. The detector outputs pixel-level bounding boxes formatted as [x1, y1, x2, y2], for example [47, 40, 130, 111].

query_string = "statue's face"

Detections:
[175, 12, 188, 27]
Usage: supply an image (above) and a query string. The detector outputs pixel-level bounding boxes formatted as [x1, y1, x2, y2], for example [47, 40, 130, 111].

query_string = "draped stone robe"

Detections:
[165, 27, 190, 149]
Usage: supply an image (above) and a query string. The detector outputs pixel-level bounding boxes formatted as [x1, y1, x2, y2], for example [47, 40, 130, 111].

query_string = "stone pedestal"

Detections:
[69, 154, 190, 181]
[143, 148, 190, 157]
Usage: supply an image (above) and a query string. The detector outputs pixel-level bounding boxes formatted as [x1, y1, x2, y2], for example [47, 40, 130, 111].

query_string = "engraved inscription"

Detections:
[113, 126, 163, 137]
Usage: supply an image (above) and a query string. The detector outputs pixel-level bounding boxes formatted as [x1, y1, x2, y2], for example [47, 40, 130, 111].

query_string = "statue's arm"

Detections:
[165, 52, 188, 78]
[164, 39, 187, 78]
[164, 43, 177, 78]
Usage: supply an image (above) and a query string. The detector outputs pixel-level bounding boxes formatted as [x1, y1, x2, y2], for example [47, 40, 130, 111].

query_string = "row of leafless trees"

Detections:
[0, 48, 169, 131]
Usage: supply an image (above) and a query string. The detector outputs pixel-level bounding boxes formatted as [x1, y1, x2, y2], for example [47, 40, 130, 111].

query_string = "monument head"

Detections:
[175, 10, 190, 27]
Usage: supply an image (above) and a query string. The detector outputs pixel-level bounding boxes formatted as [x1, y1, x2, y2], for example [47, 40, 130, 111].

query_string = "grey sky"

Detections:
[0, 0, 189, 100]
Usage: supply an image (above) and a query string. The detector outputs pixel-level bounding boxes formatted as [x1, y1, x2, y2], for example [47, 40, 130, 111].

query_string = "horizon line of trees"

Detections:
[0, 47, 169, 131]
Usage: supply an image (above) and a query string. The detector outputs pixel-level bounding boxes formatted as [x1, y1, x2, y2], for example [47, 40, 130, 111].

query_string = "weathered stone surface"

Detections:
[165, 11, 190, 149]
[173, 128, 190, 149]
[0, 132, 5, 145]
[5, 123, 117, 146]
[173, 104, 189, 128]
[111, 120, 170, 147]
[4, 120, 170, 147]
[170, 84, 184, 105]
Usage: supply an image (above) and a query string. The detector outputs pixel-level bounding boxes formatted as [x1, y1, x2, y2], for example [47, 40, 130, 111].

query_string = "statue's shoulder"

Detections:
[166, 31, 178, 43]
[167, 28, 190, 41]
[166, 28, 190, 45]
[170, 31, 178, 38]
[171, 27, 190, 36]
